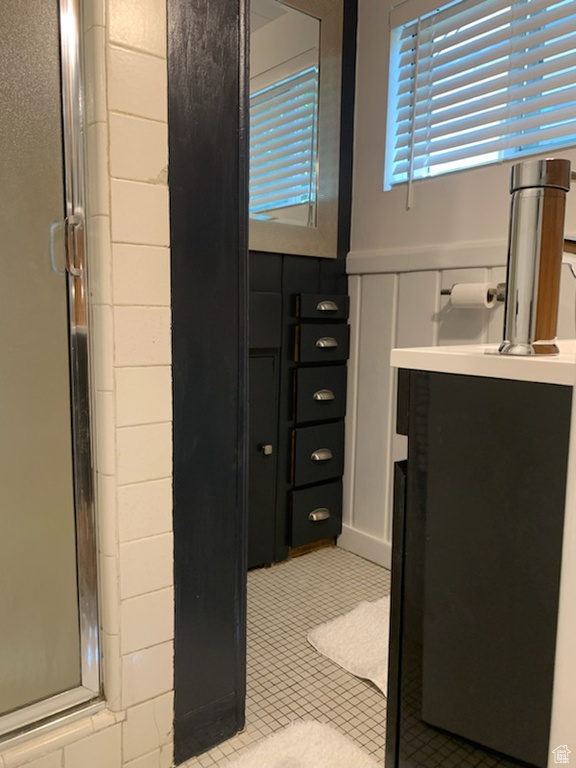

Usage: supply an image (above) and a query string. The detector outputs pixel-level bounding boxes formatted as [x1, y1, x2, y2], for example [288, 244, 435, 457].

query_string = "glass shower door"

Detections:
[0, 0, 98, 731]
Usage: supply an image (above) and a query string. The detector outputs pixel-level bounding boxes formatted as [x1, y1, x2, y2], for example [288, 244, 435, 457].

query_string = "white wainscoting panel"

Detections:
[339, 274, 397, 567]
[487, 266, 507, 343]
[340, 256, 576, 569]
[397, 272, 440, 349]
[342, 276, 362, 531]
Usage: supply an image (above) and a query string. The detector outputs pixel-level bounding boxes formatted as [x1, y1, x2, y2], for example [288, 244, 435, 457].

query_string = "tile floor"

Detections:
[184, 545, 390, 767]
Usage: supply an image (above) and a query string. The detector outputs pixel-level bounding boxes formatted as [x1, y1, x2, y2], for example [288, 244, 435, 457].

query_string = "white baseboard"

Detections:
[337, 525, 392, 569]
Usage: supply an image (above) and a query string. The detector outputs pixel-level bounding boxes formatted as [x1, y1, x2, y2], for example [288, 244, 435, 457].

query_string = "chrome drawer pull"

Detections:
[313, 389, 335, 401]
[316, 300, 338, 312]
[316, 337, 338, 349]
[311, 448, 333, 462]
[308, 508, 331, 522]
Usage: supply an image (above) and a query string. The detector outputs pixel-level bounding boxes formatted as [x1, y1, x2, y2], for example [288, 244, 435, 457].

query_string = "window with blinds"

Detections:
[386, 0, 576, 187]
[249, 67, 319, 217]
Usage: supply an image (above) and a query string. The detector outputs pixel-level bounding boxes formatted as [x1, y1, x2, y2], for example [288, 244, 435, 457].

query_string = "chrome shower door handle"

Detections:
[311, 448, 333, 462]
[65, 214, 83, 278]
[313, 389, 335, 401]
[316, 337, 338, 349]
[48, 220, 66, 276]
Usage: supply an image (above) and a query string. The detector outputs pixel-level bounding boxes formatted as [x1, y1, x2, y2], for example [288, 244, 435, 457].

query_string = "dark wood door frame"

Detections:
[167, 0, 357, 763]
[168, 0, 248, 762]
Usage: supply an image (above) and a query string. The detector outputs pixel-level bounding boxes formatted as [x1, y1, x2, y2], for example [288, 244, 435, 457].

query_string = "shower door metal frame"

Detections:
[0, 0, 100, 739]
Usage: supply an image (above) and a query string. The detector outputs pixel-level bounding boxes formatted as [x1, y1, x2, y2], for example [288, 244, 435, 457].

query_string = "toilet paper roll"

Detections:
[450, 282, 496, 309]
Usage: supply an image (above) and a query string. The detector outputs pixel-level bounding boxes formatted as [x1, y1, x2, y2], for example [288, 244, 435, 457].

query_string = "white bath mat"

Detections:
[224, 721, 380, 768]
[307, 596, 391, 695]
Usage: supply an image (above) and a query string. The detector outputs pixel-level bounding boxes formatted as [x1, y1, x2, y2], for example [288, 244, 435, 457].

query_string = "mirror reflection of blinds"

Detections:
[250, 67, 318, 215]
[388, 0, 576, 185]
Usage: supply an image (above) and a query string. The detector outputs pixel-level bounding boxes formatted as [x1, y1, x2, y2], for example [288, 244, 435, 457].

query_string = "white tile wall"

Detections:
[117, 479, 172, 543]
[125, 752, 163, 768]
[13, 753, 62, 768]
[83, 0, 105, 31]
[110, 114, 168, 183]
[88, 218, 113, 304]
[98, 0, 174, 757]
[95, 391, 117, 476]
[0, 1, 175, 767]
[120, 588, 174, 654]
[108, 0, 167, 58]
[112, 244, 171, 306]
[97, 474, 118, 557]
[119, 535, 173, 599]
[102, 632, 123, 711]
[108, 47, 168, 121]
[114, 307, 172, 367]
[63, 726, 122, 768]
[116, 367, 172, 426]
[110, 180, 170, 246]
[86, 123, 110, 217]
[122, 694, 173, 763]
[117, 423, 172, 485]
[121, 643, 173, 709]
[100, 554, 121, 635]
[84, 27, 107, 124]
[1, 712, 122, 768]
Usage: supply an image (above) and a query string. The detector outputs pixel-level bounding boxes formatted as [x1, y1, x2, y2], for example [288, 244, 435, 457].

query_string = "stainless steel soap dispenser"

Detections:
[499, 157, 571, 356]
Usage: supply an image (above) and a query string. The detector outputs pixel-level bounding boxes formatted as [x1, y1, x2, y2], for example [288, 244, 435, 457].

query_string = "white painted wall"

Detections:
[350, 0, 576, 258]
[341, 0, 576, 568]
[0, 2, 174, 767]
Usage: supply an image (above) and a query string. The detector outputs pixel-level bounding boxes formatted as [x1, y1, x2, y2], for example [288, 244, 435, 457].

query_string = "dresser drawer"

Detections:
[296, 293, 349, 320]
[295, 324, 350, 363]
[290, 481, 343, 547]
[294, 365, 347, 424]
[292, 421, 344, 486]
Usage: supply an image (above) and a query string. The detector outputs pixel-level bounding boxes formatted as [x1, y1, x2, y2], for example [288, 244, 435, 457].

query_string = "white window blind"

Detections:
[249, 67, 319, 217]
[387, 0, 576, 188]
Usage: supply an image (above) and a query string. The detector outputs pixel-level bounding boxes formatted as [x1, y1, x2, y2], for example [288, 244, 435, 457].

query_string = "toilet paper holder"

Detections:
[440, 283, 507, 301]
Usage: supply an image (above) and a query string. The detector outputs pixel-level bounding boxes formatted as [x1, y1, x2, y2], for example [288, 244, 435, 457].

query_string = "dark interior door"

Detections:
[248, 355, 279, 568]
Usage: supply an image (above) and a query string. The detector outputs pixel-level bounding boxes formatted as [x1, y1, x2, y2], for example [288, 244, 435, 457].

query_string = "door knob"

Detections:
[260, 444, 273, 456]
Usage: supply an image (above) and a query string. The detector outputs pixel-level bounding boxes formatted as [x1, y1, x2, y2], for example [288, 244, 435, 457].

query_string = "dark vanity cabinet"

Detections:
[247, 254, 348, 568]
[289, 294, 349, 547]
[386, 369, 572, 768]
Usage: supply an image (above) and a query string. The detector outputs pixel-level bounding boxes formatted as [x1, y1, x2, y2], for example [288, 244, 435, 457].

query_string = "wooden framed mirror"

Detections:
[249, 0, 344, 258]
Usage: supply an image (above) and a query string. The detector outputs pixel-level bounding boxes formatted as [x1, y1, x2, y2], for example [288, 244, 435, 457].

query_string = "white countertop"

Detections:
[390, 341, 576, 386]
